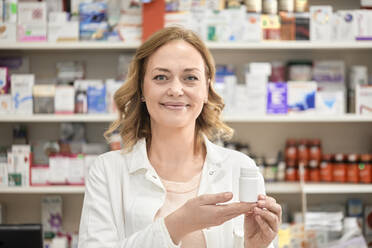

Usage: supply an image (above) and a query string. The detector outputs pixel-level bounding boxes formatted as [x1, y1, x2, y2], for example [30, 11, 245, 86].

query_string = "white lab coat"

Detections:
[78, 136, 274, 248]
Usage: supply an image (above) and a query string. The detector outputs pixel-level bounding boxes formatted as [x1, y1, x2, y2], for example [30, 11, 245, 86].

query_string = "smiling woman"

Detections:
[78, 26, 281, 248]
[104, 26, 233, 152]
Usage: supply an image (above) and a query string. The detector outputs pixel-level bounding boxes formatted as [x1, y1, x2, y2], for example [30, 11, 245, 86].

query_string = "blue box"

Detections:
[267, 82, 288, 114]
[87, 83, 106, 113]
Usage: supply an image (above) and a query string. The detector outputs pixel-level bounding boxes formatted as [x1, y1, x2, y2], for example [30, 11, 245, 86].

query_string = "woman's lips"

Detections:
[160, 102, 190, 110]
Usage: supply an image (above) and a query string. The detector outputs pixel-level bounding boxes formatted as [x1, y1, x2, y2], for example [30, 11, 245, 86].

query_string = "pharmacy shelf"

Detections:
[0, 41, 140, 50]
[0, 113, 118, 122]
[0, 184, 297, 194]
[1, 41, 372, 51]
[223, 114, 372, 123]
[1, 114, 372, 123]
[0, 186, 85, 194]
[303, 183, 372, 194]
[206, 41, 372, 50]
[1, 183, 371, 194]
[265, 182, 301, 193]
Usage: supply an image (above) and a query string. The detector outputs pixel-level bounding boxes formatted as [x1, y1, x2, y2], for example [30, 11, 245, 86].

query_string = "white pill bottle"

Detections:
[239, 167, 259, 203]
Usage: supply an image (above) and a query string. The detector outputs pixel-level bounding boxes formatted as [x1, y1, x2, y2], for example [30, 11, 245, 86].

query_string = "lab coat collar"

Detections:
[127, 134, 225, 174]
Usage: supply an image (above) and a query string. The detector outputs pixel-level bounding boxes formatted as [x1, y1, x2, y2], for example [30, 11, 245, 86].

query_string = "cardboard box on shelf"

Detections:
[0, 94, 12, 114]
[11, 74, 34, 114]
[267, 82, 288, 114]
[356, 84, 372, 115]
[0, 67, 9, 94]
[10, 145, 31, 187]
[310, 5, 333, 41]
[287, 81, 317, 114]
[0, 23, 17, 42]
[41, 196, 62, 234]
[54, 85, 75, 114]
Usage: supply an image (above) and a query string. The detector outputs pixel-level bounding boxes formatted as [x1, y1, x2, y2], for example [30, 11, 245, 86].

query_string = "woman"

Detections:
[78, 26, 281, 248]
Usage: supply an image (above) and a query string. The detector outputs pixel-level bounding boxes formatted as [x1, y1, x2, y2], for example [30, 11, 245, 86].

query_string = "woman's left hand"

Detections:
[244, 194, 282, 248]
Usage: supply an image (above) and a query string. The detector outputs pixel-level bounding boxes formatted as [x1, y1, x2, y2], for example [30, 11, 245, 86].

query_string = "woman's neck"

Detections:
[147, 125, 205, 182]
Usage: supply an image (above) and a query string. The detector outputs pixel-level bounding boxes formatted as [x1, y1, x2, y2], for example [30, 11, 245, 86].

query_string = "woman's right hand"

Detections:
[164, 192, 256, 245]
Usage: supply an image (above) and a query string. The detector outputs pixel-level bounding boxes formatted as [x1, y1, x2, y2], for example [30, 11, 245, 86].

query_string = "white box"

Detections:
[0, 163, 8, 187]
[3, 0, 18, 23]
[0, 23, 17, 42]
[67, 154, 84, 185]
[0, 67, 7, 93]
[287, 81, 317, 114]
[11, 74, 34, 114]
[0, 94, 12, 114]
[48, 155, 68, 184]
[18, 23, 47, 42]
[356, 10, 372, 40]
[356, 84, 372, 115]
[244, 73, 268, 115]
[55, 85, 75, 114]
[18, 2, 47, 24]
[41, 196, 63, 233]
[247, 63, 272, 76]
[310, 6, 333, 41]
[335, 11, 357, 41]
[243, 13, 262, 42]
[31, 165, 49, 186]
[106, 79, 123, 113]
[11, 145, 31, 187]
[48, 12, 68, 23]
[48, 21, 79, 42]
[0, 1, 3, 22]
[316, 88, 345, 115]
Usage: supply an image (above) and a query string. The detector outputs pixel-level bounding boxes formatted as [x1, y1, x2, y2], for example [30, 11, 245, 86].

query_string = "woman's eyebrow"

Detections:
[152, 67, 170, 73]
[184, 68, 201, 72]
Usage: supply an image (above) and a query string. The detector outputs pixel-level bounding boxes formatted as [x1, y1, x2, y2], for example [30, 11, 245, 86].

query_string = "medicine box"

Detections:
[287, 81, 317, 114]
[267, 82, 288, 114]
[356, 84, 372, 115]
[41, 196, 63, 234]
[55, 85, 75, 114]
[0, 23, 17, 42]
[11, 145, 31, 187]
[0, 67, 8, 94]
[310, 6, 333, 41]
[0, 94, 12, 114]
[11, 74, 34, 114]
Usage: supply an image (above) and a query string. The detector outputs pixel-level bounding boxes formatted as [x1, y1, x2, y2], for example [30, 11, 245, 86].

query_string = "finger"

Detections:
[218, 202, 257, 216]
[255, 215, 275, 238]
[257, 200, 282, 222]
[254, 207, 280, 233]
[198, 192, 233, 205]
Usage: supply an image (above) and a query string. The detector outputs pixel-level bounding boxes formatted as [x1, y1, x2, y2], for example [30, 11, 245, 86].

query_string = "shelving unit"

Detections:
[2, 183, 372, 195]
[1, 114, 372, 123]
[1, 0, 372, 236]
[1, 41, 372, 51]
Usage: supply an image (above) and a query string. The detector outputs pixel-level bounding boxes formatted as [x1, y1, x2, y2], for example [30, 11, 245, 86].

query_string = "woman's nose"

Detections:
[167, 78, 184, 96]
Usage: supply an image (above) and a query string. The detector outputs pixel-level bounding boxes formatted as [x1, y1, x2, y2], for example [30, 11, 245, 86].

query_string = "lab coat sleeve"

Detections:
[78, 157, 180, 248]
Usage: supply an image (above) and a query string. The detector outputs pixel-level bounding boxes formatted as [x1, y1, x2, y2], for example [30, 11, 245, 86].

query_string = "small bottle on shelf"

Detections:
[347, 154, 360, 183]
[320, 154, 334, 182]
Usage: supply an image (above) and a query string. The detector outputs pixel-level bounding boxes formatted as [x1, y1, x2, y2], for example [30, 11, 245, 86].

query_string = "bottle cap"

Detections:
[240, 167, 258, 177]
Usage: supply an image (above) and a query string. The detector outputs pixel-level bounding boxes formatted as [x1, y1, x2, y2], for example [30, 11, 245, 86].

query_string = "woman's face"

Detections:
[143, 40, 209, 130]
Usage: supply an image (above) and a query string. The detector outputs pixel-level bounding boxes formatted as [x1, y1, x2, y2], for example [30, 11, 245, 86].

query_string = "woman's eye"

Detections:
[153, 75, 167, 81]
[185, 75, 198, 81]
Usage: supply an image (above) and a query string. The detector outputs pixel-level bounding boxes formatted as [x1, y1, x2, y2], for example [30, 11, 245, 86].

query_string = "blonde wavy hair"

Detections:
[104, 26, 233, 152]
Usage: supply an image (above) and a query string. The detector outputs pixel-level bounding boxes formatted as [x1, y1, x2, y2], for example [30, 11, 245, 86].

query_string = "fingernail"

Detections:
[224, 192, 233, 198]
[259, 194, 266, 199]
